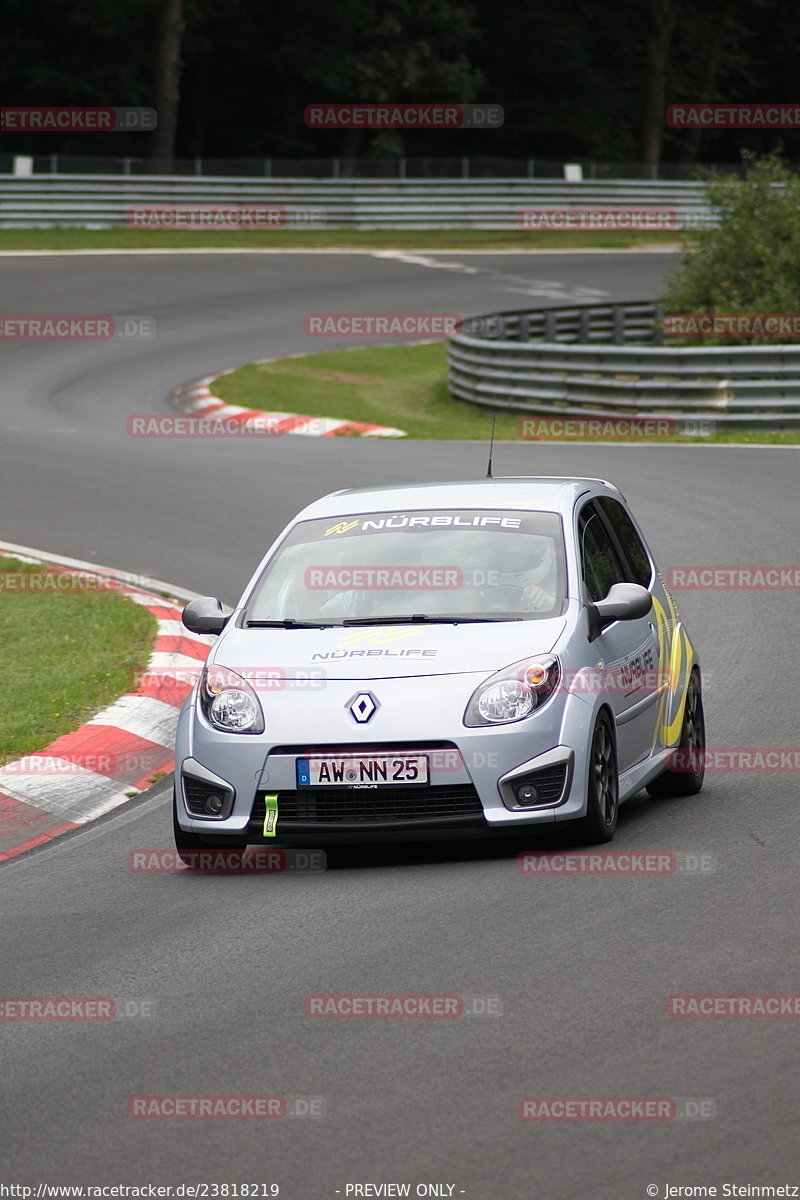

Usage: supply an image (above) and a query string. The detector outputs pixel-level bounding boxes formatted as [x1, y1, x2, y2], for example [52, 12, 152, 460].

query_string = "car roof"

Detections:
[294, 477, 623, 522]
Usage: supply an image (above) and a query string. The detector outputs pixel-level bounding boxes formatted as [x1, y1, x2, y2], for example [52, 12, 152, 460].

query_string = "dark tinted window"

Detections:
[596, 497, 652, 587]
[578, 503, 626, 602]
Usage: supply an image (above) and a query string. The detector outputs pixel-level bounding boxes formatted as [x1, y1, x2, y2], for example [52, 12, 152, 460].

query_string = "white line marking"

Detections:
[0, 764, 133, 822]
[145, 652, 205, 676]
[0, 246, 681, 257]
[87, 695, 181, 748]
[0, 540, 207, 603]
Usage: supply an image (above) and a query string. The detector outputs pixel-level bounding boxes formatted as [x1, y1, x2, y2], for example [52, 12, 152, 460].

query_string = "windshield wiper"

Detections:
[341, 614, 521, 626]
[245, 619, 337, 628]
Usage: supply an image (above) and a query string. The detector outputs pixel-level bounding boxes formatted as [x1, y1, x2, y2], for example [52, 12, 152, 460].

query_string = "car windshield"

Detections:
[244, 508, 567, 625]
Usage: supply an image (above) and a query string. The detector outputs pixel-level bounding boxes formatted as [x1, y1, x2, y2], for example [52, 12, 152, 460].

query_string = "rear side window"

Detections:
[578, 503, 626, 602]
[596, 497, 653, 587]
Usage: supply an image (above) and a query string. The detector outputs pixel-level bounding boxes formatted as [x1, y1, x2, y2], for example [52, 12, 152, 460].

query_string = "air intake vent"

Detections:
[252, 783, 484, 827]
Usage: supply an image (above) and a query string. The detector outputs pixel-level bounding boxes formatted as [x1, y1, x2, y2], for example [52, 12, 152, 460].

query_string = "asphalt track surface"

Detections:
[1, 250, 799, 1197]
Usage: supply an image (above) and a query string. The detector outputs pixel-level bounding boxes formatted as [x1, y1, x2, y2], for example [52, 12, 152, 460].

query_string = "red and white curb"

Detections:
[171, 372, 406, 438]
[0, 544, 214, 862]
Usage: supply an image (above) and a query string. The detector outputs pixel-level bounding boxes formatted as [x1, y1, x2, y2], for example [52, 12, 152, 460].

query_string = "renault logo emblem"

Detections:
[348, 692, 378, 723]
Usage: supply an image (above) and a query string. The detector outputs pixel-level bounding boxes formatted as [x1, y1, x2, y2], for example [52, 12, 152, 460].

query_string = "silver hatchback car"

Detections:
[173, 477, 705, 858]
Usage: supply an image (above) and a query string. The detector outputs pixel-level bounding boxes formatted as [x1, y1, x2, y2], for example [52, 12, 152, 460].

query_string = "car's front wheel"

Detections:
[572, 710, 619, 844]
[646, 670, 705, 798]
[172, 787, 249, 867]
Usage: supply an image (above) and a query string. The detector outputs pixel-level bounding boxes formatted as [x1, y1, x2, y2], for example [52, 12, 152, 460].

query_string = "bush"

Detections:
[659, 151, 800, 345]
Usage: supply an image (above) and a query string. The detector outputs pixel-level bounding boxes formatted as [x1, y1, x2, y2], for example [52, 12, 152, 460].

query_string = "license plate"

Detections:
[296, 754, 429, 787]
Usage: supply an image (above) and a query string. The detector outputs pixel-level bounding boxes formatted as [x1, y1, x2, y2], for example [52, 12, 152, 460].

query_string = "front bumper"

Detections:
[174, 673, 596, 842]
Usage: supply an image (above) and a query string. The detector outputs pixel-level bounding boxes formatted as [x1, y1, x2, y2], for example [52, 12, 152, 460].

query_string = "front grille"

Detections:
[251, 783, 485, 827]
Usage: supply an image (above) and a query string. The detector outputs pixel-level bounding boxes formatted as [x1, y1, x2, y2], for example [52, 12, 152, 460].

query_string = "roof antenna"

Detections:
[486, 414, 497, 478]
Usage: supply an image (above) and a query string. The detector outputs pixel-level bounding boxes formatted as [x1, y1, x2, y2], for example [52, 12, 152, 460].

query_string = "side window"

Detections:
[596, 497, 653, 587]
[578, 503, 626, 602]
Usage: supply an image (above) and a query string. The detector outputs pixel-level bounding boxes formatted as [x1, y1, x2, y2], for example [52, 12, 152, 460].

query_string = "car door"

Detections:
[594, 496, 664, 758]
[578, 500, 660, 772]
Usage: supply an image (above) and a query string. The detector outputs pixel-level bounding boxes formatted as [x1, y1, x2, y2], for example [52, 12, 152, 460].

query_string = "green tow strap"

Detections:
[262, 793, 279, 837]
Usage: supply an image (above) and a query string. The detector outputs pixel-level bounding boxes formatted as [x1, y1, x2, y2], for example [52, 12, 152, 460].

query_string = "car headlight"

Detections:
[200, 666, 265, 734]
[464, 655, 560, 727]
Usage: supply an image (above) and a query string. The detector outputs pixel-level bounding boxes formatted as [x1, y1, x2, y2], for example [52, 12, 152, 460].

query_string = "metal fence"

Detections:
[448, 302, 800, 427]
[0, 155, 748, 180]
[0, 175, 716, 229]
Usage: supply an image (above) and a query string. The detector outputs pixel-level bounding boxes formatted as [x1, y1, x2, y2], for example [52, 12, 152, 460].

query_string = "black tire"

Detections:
[172, 787, 248, 868]
[572, 710, 619, 844]
[646, 670, 705, 798]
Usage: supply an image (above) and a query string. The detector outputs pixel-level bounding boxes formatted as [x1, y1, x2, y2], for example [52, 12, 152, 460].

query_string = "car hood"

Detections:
[213, 618, 568, 680]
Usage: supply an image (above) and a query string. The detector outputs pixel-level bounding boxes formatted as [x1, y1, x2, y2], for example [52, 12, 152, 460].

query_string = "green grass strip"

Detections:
[0, 228, 685, 252]
[0, 558, 157, 762]
[212, 342, 800, 444]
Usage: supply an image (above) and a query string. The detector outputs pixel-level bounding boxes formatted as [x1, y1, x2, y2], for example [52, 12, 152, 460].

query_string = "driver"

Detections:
[318, 543, 428, 619]
[479, 535, 557, 612]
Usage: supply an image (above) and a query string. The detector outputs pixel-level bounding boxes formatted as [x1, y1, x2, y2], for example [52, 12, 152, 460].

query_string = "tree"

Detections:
[640, 0, 678, 168]
[294, 0, 482, 169]
[149, 0, 185, 165]
[659, 151, 800, 344]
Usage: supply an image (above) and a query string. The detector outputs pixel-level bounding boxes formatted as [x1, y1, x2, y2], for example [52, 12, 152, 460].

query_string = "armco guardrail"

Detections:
[0, 154, 743, 179]
[448, 302, 800, 427]
[0, 176, 715, 229]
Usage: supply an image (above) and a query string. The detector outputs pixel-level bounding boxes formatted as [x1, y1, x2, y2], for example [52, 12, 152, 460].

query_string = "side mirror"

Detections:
[182, 596, 229, 636]
[587, 582, 652, 641]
